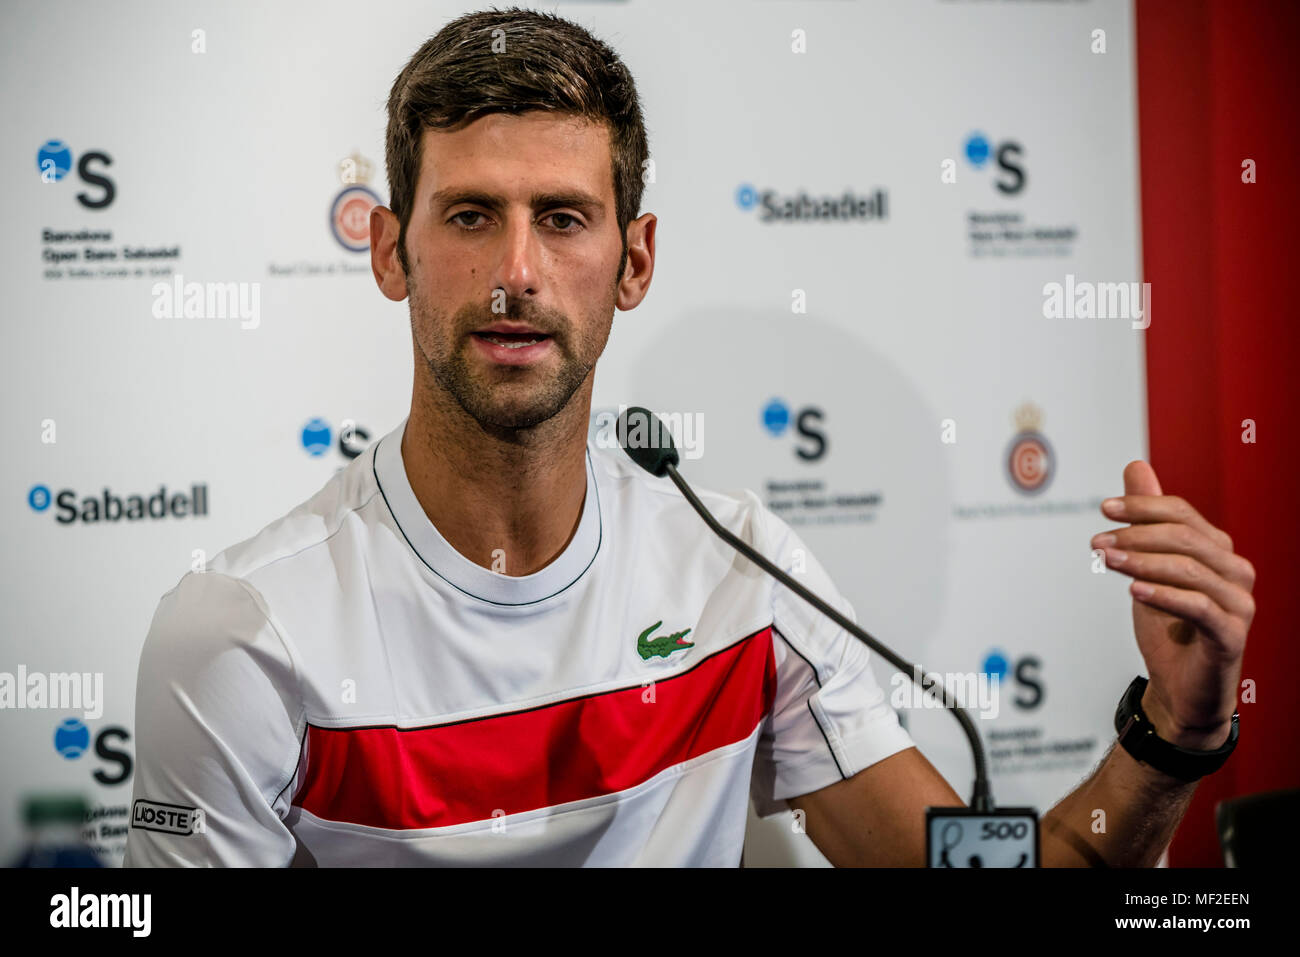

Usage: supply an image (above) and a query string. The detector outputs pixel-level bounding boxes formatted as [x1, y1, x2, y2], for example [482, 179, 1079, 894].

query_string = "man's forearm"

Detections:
[1039, 689, 1230, 867]
[1040, 740, 1197, 866]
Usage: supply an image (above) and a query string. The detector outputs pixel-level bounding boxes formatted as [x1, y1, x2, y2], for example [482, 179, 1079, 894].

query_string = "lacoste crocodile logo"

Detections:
[637, 620, 694, 660]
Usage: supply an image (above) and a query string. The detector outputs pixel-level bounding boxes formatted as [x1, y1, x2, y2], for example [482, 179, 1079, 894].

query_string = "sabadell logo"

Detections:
[735, 183, 888, 223]
[27, 483, 209, 523]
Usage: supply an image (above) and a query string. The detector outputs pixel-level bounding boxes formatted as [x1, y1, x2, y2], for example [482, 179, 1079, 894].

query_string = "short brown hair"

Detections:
[384, 7, 650, 277]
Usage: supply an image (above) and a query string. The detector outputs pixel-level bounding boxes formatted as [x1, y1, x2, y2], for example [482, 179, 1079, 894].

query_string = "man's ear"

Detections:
[616, 212, 656, 311]
[370, 205, 409, 301]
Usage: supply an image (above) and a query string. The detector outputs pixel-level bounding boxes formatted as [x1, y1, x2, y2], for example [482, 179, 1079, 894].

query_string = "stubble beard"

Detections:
[409, 273, 614, 433]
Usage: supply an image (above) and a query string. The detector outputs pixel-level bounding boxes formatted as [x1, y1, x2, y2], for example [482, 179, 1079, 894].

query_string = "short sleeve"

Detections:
[747, 502, 915, 817]
[123, 571, 306, 867]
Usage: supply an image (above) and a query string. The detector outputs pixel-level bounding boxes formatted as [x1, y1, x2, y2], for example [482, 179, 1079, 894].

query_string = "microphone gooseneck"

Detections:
[616, 406, 993, 812]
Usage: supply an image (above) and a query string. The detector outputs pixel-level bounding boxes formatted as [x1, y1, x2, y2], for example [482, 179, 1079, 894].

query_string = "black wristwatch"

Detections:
[1114, 675, 1238, 781]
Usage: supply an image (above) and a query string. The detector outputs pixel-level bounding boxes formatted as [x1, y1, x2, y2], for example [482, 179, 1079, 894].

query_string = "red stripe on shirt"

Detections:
[292, 625, 776, 830]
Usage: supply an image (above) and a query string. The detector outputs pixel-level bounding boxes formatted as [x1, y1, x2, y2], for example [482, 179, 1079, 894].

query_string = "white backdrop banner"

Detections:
[1, 0, 1146, 866]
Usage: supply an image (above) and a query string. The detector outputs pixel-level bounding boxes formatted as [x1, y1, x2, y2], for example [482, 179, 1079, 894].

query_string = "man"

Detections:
[124, 8, 1255, 867]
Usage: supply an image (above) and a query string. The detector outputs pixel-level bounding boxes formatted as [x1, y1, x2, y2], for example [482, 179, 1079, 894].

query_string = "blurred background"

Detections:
[2, 0, 1295, 867]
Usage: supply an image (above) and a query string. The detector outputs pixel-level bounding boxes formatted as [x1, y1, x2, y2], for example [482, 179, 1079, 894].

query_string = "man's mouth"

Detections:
[472, 331, 551, 349]
[468, 324, 556, 365]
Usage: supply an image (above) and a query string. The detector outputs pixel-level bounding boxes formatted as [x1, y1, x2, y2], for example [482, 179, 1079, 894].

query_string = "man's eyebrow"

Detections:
[429, 188, 606, 215]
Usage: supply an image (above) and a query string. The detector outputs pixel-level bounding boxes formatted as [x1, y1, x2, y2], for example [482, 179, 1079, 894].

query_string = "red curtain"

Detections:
[1135, 0, 1300, 866]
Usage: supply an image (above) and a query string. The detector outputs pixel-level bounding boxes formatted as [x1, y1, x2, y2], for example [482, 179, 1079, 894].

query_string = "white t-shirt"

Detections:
[123, 416, 914, 866]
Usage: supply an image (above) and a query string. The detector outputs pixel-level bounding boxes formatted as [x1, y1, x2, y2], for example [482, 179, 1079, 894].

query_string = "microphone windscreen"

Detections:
[617, 406, 680, 477]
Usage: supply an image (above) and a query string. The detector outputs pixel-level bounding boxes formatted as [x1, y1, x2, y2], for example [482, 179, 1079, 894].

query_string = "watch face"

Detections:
[1115, 677, 1147, 737]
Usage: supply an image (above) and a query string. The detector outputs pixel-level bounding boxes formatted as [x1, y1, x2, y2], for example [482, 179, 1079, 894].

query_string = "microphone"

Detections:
[615, 406, 995, 812]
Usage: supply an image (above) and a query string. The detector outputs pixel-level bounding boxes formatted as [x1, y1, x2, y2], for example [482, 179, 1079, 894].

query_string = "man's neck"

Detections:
[400, 387, 591, 578]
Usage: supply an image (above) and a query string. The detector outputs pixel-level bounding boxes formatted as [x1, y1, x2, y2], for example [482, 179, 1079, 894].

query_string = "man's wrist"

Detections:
[1139, 686, 1233, 751]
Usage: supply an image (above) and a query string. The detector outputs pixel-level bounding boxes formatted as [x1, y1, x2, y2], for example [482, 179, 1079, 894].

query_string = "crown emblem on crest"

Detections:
[1013, 401, 1043, 433]
[338, 151, 374, 187]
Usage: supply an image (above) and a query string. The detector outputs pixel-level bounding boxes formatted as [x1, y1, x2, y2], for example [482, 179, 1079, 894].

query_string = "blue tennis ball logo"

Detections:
[762, 399, 790, 436]
[54, 718, 90, 759]
[37, 140, 73, 182]
[982, 651, 1009, 682]
[301, 418, 332, 456]
[965, 133, 990, 167]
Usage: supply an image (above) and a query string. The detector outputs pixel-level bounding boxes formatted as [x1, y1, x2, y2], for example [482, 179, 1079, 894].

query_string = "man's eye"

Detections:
[546, 212, 582, 232]
[452, 211, 487, 229]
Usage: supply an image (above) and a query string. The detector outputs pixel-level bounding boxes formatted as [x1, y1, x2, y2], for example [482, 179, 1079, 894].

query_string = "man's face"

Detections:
[401, 112, 625, 431]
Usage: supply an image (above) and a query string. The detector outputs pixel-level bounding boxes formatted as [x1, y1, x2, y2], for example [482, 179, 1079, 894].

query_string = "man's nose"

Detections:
[492, 211, 539, 299]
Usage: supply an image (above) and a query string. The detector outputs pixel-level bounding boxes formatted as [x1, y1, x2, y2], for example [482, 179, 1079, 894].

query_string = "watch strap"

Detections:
[1113, 675, 1238, 782]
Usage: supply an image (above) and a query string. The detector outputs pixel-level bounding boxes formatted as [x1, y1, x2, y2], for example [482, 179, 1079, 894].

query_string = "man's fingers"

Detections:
[1100, 548, 1256, 620]
[1091, 522, 1255, 589]
[1127, 580, 1249, 656]
[1102, 494, 1233, 552]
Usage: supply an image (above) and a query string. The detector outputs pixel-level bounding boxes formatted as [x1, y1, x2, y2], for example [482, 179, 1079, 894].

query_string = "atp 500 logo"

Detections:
[761, 399, 827, 462]
[963, 132, 1026, 196]
[982, 650, 1044, 710]
[53, 718, 133, 785]
[301, 417, 372, 461]
[36, 139, 116, 209]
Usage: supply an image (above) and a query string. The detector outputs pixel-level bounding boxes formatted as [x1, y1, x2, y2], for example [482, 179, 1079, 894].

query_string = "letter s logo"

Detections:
[995, 141, 1025, 195]
[794, 407, 827, 461]
[76, 151, 116, 209]
[92, 726, 133, 785]
[1013, 656, 1043, 710]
